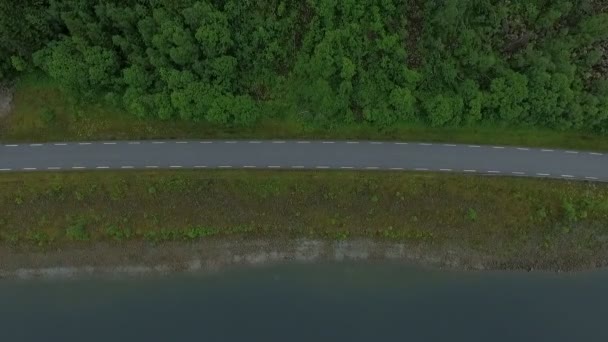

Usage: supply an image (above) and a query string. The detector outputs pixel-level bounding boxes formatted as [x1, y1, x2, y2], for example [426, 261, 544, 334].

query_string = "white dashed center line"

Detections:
[30, 144, 43, 146]
[517, 148, 529, 151]
[145, 166, 159, 169]
[415, 168, 429, 171]
[316, 166, 330, 169]
[47, 167, 61, 170]
[54, 143, 67, 146]
[152, 142, 165, 144]
[440, 168, 452, 172]
[249, 141, 262, 144]
[291, 166, 305, 169]
[169, 166, 182, 168]
[297, 141, 310, 144]
[565, 151, 578, 154]
[537, 173, 550, 176]
[121, 166, 134, 169]
[96, 166, 110, 169]
[468, 145, 481, 148]
[103, 142, 117, 145]
[463, 170, 476, 173]
[23, 168, 37, 170]
[78, 142, 91, 145]
[488, 171, 501, 174]
[541, 149, 554, 152]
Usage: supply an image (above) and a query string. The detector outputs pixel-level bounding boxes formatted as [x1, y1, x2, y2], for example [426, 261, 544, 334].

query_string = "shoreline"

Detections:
[1, 238, 605, 280]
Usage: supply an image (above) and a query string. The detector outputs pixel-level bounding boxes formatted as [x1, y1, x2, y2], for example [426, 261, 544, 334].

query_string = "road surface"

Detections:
[1, 139, 607, 182]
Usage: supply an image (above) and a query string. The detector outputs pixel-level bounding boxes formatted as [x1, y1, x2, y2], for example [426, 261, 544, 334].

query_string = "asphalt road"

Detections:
[1, 139, 607, 182]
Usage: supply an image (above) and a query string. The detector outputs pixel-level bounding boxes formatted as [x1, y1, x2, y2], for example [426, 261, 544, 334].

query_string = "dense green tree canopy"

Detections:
[1, 0, 607, 131]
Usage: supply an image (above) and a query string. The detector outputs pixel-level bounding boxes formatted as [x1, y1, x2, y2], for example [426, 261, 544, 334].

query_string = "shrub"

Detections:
[65, 221, 89, 241]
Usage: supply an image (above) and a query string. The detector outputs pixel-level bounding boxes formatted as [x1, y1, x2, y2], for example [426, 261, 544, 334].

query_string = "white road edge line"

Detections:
[590, 152, 603, 156]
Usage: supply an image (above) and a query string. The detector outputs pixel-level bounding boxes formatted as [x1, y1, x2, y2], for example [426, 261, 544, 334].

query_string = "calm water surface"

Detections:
[1, 262, 607, 341]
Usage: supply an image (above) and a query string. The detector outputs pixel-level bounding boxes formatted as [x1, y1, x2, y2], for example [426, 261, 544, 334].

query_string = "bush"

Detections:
[65, 221, 89, 241]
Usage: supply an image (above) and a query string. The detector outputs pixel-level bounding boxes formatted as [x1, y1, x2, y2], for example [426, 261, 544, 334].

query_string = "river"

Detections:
[1, 262, 607, 341]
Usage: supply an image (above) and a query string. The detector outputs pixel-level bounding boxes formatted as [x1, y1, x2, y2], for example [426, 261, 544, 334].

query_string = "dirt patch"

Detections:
[0, 84, 13, 118]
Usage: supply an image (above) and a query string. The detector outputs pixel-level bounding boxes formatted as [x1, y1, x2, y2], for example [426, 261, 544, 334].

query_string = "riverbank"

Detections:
[1, 170, 608, 276]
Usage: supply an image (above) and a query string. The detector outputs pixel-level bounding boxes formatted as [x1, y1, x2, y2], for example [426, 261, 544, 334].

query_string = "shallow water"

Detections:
[1, 262, 607, 341]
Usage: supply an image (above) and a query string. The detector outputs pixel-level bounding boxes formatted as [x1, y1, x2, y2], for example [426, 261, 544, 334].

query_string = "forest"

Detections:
[1, 0, 608, 132]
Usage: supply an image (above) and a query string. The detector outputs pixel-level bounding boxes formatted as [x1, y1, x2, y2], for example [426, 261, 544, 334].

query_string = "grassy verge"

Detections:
[1, 74, 608, 151]
[1, 170, 608, 270]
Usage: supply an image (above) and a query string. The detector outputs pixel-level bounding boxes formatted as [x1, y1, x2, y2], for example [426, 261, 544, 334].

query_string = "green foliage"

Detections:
[467, 208, 478, 222]
[4, 0, 608, 132]
[40, 108, 56, 125]
[65, 220, 89, 241]
[105, 225, 133, 241]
